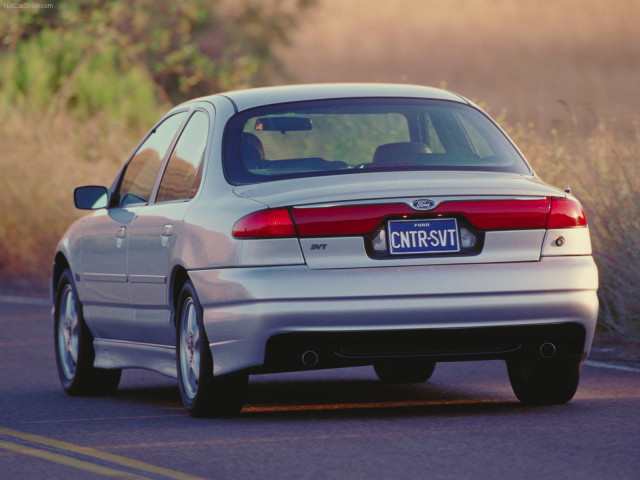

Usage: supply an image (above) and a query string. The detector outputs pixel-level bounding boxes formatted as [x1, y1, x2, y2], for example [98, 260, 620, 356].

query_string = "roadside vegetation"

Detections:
[1, 0, 638, 340]
[0, 0, 314, 272]
[507, 115, 640, 340]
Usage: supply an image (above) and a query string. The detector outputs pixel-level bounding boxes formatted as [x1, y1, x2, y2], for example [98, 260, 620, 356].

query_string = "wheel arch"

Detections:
[51, 251, 71, 302]
[170, 265, 191, 327]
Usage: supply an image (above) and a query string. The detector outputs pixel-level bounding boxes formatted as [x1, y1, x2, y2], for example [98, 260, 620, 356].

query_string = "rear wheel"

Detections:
[374, 358, 436, 383]
[54, 269, 121, 395]
[507, 356, 581, 405]
[176, 280, 247, 417]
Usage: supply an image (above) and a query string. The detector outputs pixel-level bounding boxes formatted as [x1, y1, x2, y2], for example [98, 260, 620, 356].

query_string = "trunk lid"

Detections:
[233, 171, 562, 208]
[233, 171, 564, 269]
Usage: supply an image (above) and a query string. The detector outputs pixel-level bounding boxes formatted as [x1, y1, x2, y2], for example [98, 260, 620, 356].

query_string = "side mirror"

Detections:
[74, 185, 109, 210]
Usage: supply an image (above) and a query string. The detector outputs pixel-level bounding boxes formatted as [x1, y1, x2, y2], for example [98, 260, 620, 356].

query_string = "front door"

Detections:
[80, 206, 140, 341]
[80, 110, 188, 342]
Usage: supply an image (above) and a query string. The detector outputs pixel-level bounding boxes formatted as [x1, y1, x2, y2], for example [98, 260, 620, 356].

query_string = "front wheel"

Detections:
[176, 280, 247, 417]
[54, 269, 121, 395]
[507, 356, 581, 405]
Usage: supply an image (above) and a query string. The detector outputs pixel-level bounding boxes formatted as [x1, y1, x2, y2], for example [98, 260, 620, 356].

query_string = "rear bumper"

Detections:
[263, 323, 587, 373]
[189, 256, 598, 376]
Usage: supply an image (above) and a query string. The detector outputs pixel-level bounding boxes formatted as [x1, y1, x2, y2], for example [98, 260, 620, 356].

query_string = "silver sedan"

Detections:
[52, 84, 598, 416]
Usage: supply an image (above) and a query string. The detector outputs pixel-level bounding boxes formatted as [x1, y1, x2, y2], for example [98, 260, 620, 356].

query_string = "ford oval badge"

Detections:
[411, 199, 437, 211]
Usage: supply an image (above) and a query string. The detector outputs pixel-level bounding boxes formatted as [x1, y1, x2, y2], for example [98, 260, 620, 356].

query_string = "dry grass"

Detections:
[505, 114, 640, 339]
[278, 0, 640, 127]
[0, 109, 145, 275]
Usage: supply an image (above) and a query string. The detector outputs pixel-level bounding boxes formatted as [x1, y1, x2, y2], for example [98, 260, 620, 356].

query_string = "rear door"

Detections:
[127, 108, 210, 345]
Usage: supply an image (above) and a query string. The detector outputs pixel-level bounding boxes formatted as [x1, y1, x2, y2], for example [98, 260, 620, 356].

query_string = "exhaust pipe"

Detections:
[540, 342, 557, 359]
[301, 350, 319, 367]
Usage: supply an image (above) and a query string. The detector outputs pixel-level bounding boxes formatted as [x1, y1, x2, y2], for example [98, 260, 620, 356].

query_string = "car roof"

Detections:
[188, 83, 469, 112]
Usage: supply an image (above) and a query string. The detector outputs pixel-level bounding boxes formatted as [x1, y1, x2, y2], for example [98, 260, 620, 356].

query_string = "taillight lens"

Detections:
[444, 199, 550, 229]
[232, 197, 586, 239]
[291, 199, 551, 234]
[547, 197, 587, 228]
[232, 209, 297, 238]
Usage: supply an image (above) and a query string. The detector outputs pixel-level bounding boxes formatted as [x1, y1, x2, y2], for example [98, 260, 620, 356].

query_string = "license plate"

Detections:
[388, 218, 460, 255]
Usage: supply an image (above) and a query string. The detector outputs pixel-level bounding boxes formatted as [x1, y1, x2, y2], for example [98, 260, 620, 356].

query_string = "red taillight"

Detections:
[233, 197, 586, 238]
[292, 199, 551, 235]
[232, 209, 297, 238]
[293, 205, 409, 236]
[547, 197, 587, 228]
[440, 199, 550, 230]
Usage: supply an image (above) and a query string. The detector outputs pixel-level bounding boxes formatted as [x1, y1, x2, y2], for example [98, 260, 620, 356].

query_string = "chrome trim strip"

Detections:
[294, 195, 548, 208]
[83, 273, 128, 283]
[128, 275, 167, 284]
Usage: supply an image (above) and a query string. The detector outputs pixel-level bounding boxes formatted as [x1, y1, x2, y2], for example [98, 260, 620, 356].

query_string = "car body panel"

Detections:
[541, 227, 592, 256]
[299, 230, 547, 269]
[232, 171, 555, 208]
[80, 206, 141, 341]
[218, 83, 467, 112]
[188, 256, 598, 375]
[93, 340, 176, 377]
[127, 202, 188, 346]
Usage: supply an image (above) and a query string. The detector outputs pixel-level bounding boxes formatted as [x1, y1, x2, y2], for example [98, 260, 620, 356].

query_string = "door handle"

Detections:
[161, 224, 173, 247]
[161, 224, 173, 237]
[115, 226, 126, 249]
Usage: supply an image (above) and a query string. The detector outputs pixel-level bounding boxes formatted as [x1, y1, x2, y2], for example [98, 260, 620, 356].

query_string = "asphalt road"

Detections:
[1, 296, 639, 480]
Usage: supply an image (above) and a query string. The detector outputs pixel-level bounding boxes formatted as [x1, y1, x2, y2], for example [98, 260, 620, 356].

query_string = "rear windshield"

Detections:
[223, 98, 530, 184]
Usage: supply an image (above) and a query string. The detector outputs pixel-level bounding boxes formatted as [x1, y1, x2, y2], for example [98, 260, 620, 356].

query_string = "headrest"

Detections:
[242, 132, 265, 169]
[372, 142, 431, 164]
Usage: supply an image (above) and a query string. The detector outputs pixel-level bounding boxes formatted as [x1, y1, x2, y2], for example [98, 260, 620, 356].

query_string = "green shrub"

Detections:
[0, 29, 160, 126]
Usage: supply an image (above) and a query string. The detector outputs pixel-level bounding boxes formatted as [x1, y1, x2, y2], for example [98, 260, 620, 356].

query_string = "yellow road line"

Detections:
[0, 427, 209, 480]
[23, 414, 184, 424]
[0, 439, 148, 479]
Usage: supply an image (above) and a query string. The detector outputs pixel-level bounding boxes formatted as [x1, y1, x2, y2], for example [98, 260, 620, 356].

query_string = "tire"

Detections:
[54, 269, 121, 396]
[374, 358, 436, 383]
[176, 280, 247, 417]
[507, 355, 581, 405]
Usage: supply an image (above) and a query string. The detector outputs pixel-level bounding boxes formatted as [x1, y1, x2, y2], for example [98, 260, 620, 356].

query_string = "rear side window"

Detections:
[224, 99, 530, 185]
[156, 111, 209, 203]
[118, 112, 187, 205]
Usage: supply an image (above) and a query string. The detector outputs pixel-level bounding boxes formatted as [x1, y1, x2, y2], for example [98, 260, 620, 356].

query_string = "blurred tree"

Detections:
[0, 0, 315, 123]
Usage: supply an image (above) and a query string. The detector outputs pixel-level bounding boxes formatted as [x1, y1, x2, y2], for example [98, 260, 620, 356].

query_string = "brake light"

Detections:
[232, 209, 297, 238]
[547, 197, 587, 228]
